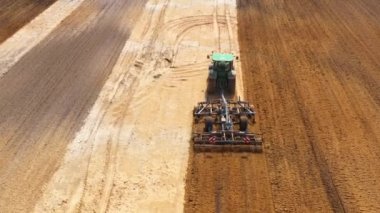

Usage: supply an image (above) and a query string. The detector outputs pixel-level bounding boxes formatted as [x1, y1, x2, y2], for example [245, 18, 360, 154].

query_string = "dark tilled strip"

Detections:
[0, 0, 147, 211]
[0, 0, 57, 43]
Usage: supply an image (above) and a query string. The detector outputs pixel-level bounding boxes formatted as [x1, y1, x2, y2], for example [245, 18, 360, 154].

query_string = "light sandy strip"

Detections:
[0, 0, 85, 78]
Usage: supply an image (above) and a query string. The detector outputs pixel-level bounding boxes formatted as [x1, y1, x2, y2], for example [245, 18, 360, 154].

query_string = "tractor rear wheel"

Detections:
[207, 79, 215, 93]
[239, 116, 248, 131]
[228, 78, 236, 94]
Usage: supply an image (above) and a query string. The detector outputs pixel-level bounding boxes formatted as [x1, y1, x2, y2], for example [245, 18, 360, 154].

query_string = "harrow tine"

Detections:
[193, 144, 259, 153]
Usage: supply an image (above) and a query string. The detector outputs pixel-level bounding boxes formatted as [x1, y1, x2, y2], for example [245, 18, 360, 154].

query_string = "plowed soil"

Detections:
[0, 0, 379, 212]
[185, 0, 379, 212]
[184, 1, 274, 212]
[0, 0, 146, 211]
[0, 0, 57, 43]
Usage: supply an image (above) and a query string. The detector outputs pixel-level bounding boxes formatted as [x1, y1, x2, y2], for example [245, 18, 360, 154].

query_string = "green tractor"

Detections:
[207, 52, 237, 94]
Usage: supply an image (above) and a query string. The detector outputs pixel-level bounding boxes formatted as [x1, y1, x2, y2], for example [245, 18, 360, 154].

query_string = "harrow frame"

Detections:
[192, 97, 263, 153]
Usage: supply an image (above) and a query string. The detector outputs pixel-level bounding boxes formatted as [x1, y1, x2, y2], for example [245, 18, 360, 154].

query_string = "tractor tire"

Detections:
[207, 79, 215, 94]
[204, 116, 214, 132]
[239, 116, 248, 131]
[228, 78, 236, 94]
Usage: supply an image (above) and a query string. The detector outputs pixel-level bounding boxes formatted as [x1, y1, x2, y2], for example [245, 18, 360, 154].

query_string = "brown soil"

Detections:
[185, 0, 380, 212]
[0, 0, 146, 211]
[0, 0, 378, 211]
[185, 151, 274, 213]
[0, 0, 57, 43]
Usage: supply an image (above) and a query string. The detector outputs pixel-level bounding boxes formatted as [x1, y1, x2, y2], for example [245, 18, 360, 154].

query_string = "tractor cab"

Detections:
[209, 52, 235, 72]
[207, 52, 237, 94]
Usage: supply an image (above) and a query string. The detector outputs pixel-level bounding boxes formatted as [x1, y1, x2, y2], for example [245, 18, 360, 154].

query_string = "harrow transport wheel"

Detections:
[239, 116, 248, 131]
[204, 116, 213, 132]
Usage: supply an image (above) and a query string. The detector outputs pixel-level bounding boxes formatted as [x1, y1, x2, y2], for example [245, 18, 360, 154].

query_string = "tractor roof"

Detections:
[212, 52, 234, 62]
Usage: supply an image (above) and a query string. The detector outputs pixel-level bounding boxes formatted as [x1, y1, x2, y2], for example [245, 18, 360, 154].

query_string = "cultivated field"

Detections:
[186, 0, 379, 212]
[0, 0, 379, 212]
[239, 0, 379, 211]
[0, 0, 56, 43]
[0, 0, 147, 211]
